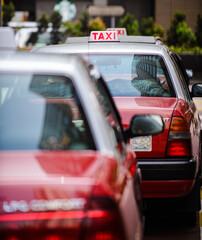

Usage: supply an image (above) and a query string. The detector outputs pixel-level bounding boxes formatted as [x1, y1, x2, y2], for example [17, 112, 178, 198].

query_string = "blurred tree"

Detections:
[37, 12, 49, 33]
[49, 11, 63, 44]
[27, 12, 49, 46]
[79, 11, 89, 35]
[118, 13, 139, 35]
[140, 17, 164, 39]
[88, 17, 106, 31]
[167, 11, 196, 47]
[3, 1, 15, 26]
[63, 20, 83, 37]
[196, 13, 202, 47]
[49, 10, 62, 29]
[26, 32, 38, 46]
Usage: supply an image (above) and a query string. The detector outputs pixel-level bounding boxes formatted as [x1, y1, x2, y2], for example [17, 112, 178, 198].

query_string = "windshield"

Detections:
[87, 54, 175, 97]
[0, 74, 95, 150]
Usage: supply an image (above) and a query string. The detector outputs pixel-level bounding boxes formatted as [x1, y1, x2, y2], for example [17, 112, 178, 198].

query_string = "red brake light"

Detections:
[8, 237, 18, 240]
[45, 235, 60, 240]
[166, 117, 191, 157]
[82, 198, 126, 240]
[84, 232, 117, 240]
[166, 140, 191, 156]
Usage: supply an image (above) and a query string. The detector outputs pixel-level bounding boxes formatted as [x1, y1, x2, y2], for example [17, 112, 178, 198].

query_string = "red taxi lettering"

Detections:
[106, 32, 112, 40]
[106, 28, 127, 35]
[92, 32, 98, 40]
[90, 31, 119, 42]
[98, 33, 104, 40]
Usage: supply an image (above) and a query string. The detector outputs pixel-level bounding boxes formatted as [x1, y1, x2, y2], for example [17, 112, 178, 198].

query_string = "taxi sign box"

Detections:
[89, 31, 119, 42]
[107, 28, 127, 35]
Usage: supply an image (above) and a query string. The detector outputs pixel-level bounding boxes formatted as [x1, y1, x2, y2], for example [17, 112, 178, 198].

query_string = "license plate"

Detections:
[130, 136, 152, 152]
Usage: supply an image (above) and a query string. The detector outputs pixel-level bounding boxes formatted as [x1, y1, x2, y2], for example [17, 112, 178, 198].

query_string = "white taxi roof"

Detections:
[36, 39, 165, 56]
[34, 31, 166, 61]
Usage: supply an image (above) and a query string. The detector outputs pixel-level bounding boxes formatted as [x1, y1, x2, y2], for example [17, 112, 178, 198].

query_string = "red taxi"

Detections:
[35, 30, 202, 224]
[0, 49, 164, 239]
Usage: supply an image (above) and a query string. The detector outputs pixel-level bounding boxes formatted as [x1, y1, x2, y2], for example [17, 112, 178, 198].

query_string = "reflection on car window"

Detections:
[88, 54, 175, 97]
[92, 76, 126, 157]
[0, 74, 95, 151]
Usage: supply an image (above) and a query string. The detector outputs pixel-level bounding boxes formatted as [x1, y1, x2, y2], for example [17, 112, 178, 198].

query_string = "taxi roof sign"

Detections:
[106, 28, 127, 36]
[89, 31, 119, 42]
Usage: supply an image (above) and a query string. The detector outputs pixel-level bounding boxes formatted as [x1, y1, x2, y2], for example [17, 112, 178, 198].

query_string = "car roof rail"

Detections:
[0, 27, 17, 50]
[66, 35, 158, 44]
[66, 36, 89, 44]
[119, 35, 164, 45]
[119, 35, 157, 44]
[154, 36, 164, 45]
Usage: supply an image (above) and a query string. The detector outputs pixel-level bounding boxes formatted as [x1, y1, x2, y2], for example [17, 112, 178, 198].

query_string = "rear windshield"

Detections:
[0, 74, 95, 150]
[87, 54, 175, 97]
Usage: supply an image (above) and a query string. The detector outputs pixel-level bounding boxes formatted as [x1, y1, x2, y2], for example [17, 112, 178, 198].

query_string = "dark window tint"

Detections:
[170, 52, 191, 102]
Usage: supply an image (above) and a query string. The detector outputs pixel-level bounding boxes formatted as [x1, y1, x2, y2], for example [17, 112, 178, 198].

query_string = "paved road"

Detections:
[144, 211, 200, 240]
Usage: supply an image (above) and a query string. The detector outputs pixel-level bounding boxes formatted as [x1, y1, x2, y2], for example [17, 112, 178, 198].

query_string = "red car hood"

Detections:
[114, 97, 178, 158]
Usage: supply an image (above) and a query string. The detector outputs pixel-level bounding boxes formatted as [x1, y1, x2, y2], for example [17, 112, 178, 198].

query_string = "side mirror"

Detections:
[192, 83, 202, 97]
[125, 115, 164, 139]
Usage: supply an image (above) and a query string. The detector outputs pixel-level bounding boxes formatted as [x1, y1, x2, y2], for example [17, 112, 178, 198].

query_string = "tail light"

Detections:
[166, 117, 191, 157]
[1, 198, 126, 240]
[82, 197, 126, 240]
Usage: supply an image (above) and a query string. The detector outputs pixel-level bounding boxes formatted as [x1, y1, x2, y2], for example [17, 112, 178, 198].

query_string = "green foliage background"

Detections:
[3, 1, 202, 53]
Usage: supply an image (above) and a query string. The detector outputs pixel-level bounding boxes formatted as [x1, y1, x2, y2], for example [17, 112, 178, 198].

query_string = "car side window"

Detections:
[0, 74, 96, 150]
[173, 53, 190, 86]
[131, 55, 174, 97]
[170, 53, 192, 103]
[88, 54, 175, 98]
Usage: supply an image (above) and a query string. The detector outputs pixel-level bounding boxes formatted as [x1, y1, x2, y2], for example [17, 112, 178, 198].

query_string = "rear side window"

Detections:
[170, 53, 192, 102]
[0, 74, 95, 150]
[88, 54, 175, 97]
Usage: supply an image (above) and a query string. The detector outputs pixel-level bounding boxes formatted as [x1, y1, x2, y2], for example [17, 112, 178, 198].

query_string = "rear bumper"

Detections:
[138, 158, 197, 198]
[142, 180, 195, 198]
